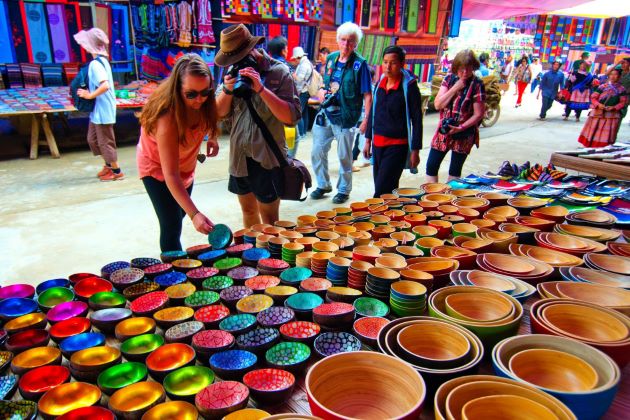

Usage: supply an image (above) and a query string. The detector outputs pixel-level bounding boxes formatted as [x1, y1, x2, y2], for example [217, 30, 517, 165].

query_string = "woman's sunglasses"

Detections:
[184, 88, 213, 99]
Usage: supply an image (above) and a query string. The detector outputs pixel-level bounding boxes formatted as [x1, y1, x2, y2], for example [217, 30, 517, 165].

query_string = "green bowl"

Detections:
[184, 291, 220, 309]
[213, 258, 242, 273]
[163, 366, 215, 401]
[97, 362, 148, 395]
[202, 276, 234, 292]
[265, 342, 311, 374]
[120, 333, 165, 362]
[89, 292, 127, 310]
[353, 297, 390, 317]
[37, 287, 75, 311]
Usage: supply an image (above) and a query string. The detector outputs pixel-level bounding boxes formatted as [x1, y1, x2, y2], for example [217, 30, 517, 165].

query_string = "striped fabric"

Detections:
[6, 64, 23, 88]
[62, 63, 80, 85]
[42, 64, 64, 87]
[0, 65, 5, 90]
[20, 63, 42, 88]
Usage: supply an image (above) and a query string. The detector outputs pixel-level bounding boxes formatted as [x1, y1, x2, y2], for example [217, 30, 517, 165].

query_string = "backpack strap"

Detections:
[244, 97, 288, 169]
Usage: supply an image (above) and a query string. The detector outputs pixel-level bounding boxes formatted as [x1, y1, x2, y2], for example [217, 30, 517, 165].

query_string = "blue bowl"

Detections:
[279, 267, 312, 285]
[155, 271, 187, 288]
[0, 375, 17, 400]
[209, 349, 257, 380]
[0, 298, 38, 320]
[198, 250, 227, 265]
[236, 328, 280, 355]
[242, 248, 271, 263]
[219, 314, 257, 335]
[101, 261, 131, 279]
[36, 279, 70, 295]
[59, 332, 106, 356]
[314, 332, 362, 358]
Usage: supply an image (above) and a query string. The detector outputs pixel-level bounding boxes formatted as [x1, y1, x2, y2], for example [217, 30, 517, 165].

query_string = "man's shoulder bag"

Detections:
[244, 98, 312, 201]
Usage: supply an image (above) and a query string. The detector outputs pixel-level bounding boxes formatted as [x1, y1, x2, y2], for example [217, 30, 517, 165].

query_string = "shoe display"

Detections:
[99, 171, 125, 181]
[310, 187, 332, 200]
[97, 166, 112, 178]
[332, 193, 349, 204]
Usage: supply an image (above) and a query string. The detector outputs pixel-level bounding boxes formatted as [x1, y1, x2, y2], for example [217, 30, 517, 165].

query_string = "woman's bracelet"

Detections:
[189, 210, 200, 220]
[256, 85, 265, 94]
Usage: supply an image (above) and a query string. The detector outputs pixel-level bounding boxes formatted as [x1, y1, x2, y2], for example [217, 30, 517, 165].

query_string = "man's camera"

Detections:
[439, 117, 458, 135]
[226, 55, 259, 99]
[320, 92, 339, 109]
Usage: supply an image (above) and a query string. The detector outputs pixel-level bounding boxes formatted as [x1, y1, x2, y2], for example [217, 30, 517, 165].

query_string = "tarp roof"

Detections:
[462, 0, 592, 20]
[549, 0, 630, 18]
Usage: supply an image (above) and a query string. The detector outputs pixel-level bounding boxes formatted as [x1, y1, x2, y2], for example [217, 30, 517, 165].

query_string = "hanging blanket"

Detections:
[46, 4, 71, 63]
[110, 4, 132, 73]
[0, 0, 16, 63]
[25, 2, 52, 63]
[65, 3, 83, 62]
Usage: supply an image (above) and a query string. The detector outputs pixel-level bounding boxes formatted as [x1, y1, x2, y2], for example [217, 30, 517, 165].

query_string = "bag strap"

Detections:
[244, 97, 288, 168]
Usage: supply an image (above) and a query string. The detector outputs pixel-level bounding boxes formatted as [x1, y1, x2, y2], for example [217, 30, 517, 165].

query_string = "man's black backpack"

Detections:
[70, 57, 105, 112]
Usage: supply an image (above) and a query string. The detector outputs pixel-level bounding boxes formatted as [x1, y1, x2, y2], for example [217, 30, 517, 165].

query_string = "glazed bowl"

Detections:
[444, 292, 514, 323]
[163, 366, 215, 401]
[4, 312, 47, 335]
[264, 285, 298, 305]
[540, 302, 628, 343]
[49, 317, 91, 343]
[141, 401, 198, 420]
[265, 342, 311, 375]
[353, 316, 390, 347]
[38, 382, 101, 419]
[0, 284, 35, 300]
[74, 277, 112, 301]
[236, 294, 274, 314]
[90, 308, 132, 334]
[243, 368, 295, 405]
[120, 333, 164, 362]
[88, 291, 127, 311]
[69, 346, 121, 380]
[0, 374, 17, 400]
[312, 302, 355, 328]
[353, 297, 389, 318]
[57, 407, 115, 420]
[46, 301, 89, 323]
[37, 287, 75, 312]
[165, 282, 197, 305]
[314, 332, 362, 358]
[284, 292, 324, 320]
[397, 322, 471, 369]
[130, 291, 169, 317]
[18, 365, 70, 400]
[146, 343, 196, 381]
[97, 362, 148, 395]
[209, 349, 257, 381]
[5, 329, 49, 354]
[59, 332, 106, 358]
[153, 306, 194, 329]
[0, 298, 38, 321]
[236, 327, 280, 355]
[219, 314, 257, 335]
[0, 401, 37, 419]
[184, 291, 220, 309]
[195, 381, 249, 420]
[462, 394, 558, 420]
[115, 317, 156, 341]
[256, 306, 296, 328]
[123, 282, 160, 300]
[191, 330, 235, 360]
[279, 321, 321, 345]
[108, 381, 165, 419]
[194, 304, 231, 329]
[164, 320, 204, 344]
[306, 351, 425, 420]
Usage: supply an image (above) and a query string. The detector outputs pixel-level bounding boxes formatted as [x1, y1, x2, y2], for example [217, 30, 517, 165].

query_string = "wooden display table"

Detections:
[550, 152, 630, 180]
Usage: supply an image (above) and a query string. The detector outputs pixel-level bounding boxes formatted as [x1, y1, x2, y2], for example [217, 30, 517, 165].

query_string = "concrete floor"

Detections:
[1, 87, 629, 285]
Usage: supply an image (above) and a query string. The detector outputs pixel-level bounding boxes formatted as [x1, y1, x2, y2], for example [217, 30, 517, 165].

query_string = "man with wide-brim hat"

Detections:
[215, 24, 301, 229]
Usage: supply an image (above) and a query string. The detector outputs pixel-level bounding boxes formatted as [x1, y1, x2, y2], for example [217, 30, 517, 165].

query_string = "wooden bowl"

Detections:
[555, 282, 630, 311]
[38, 382, 101, 419]
[97, 362, 148, 396]
[163, 366, 215, 401]
[397, 323, 471, 368]
[11, 346, 61, 375]
[108, 381, 166, 419]
[477, 192, 511, 206]
[120, 333, 164, 362]
[115, 317, 156, 341]
[541, 303, 629, 343]
[509, 348, 599, 392]
[375, 256, 408, 271]
[467, 271, 516, 294]
[141, 401, 198, 420]
[391, 280, 427, 298]
[461, 394, 558, 420]
[445, 292, 514, 323]
[306, 351, 426, 420]
[18, 365, 70, 401]
[195, 381, 250, 419]
[586, 254, 630, 276]
[484, 254, 536, 274]
[146, 343, 196, 381]
[531, 206, 569, 222]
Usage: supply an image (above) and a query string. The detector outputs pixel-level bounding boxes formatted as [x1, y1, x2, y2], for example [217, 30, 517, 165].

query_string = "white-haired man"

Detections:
[310, 22, 373, 204]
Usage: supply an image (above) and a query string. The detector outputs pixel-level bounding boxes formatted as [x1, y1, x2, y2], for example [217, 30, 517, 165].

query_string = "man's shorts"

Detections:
[228, 157, 279, 204]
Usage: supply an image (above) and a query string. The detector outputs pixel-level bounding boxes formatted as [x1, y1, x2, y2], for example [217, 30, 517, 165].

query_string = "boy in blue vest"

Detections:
[310, 22, 373, 204]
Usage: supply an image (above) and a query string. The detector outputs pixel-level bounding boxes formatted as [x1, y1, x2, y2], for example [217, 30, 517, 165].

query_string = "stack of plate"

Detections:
[347, 260, 373, 291]
[476, 253, 553, 285]
[430, 246, 476, 270]
[559, 266, 630, 288]
[565, 209, 617, 228]
[554, 224, 621, 242]
[310, 252, 335, 278]
[365, 267, 400, 300]
[326, 257, 351, 286]
[514, 216, 556, 232]
[536, 281, 630, 315]
[535, 232, 607, 256]
[406, 257, 460, 289]
[584, 253, 630, 276]
[476, 228, 518, 253]
[509, 244, 583, 271]
[389, 281, 426, 316]
[295, 252, 315, 268]
[282, 243, 304, 266]
[449, 270, 536, 303]
[608, 242, 630, 257]
[268, 237, 289, 260]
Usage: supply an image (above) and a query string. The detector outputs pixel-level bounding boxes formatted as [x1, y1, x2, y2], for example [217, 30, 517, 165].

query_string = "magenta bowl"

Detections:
[46, 301, 89, 324]
[0, 284, 35, 300]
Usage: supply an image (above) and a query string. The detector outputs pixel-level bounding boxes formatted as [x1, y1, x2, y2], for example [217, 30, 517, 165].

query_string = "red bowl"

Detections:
[280, 321, 321, 344]
[69, 273, 99, 284]
[18, 365, 70, 400]
[6, 329, 49, 353]
[74, 277, 113, 300]
[194, 305, 231, 328]
[130, 291, 169, 317]
[243, 368, 295, 405]
[245, 275, 281, 292]
[192, 330, 235, 356]
[146, 343, 196, 380]
[50, 318, 91, 343]
[195, 381, 249, 419]
[57, 407, 115, 420]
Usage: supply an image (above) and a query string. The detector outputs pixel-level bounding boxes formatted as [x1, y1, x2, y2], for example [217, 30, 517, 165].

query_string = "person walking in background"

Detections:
[310, 22, 372, 204]
[607, 57, 630, 127]
[513, 56, 532, 107]
[476, 53, 490, 78]
[537, 60, 565, 120]
[573, 51, 592, 72]
[268, 36, 289, 66]
[136, 54, 218, 251]
[316, 47, 330, 75]
[290, 46, 314, 158]
[578, 68, 628, 148]
[364, 46, 423, 197]
[426, 50, 485, 183]
[529, 57, 543, 93]
[74, 28, 121, 181]
[563, 61, 594, 122]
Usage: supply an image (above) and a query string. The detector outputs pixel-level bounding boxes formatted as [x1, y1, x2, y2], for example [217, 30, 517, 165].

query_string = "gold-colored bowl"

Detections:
[109, 381, 166, 419]
[11, 346, 62, 375]
[141, 401, 198, 420]
[4, 312, 47, 334]
[38, 382, 101, 419]
[115, 317, 157, 341]
[70, 346, 121, 372]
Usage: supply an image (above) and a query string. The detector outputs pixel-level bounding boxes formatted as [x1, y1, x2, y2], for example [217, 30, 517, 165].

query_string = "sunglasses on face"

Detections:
[184, 88, 213, 99]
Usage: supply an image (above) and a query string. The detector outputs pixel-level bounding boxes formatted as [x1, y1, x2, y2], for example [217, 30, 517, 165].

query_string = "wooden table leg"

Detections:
[29, 114, 40, 160]
[41, 113, 60, 158]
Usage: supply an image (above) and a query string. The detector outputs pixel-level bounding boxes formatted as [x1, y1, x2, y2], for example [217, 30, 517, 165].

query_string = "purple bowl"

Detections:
[220, 286, 253, 306]
[0, 284, 35, 300]
[256, 306, 296, 328]
[226, 267, 259, 284]
[101, 261, 131, 280]
[46, 301, 89, 324]
[130, 257, 162, 270]
[90, 308, 132, 334]
[110, 267, 145, 288]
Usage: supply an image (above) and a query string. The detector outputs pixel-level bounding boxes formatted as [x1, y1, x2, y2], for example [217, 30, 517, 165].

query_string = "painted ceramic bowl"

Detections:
[203, 275, 234, 292]
[90, 308, 132, 334]
[353, 297, 390, 317]
[0, 284, 35, 300]
[210, 350, 258, 381]
[97, 362, 148, 395]
[115, 317, 156, 341]
[146, 343, 196, 381]
[265, 342, 311, 374]
[284, 293, 324, 319]
[163, 366, 215, 401]
[312, 302, 356, 328]
[130, 291, 169, 317]
[155, 271, 187, 288]
[153, 306, 194, 329]
[69, 345, 121, 374]
[165, 282, 197, 305]
[192, 330, 235, 359]
[69, 273, 99, 284]
[130, 257, 162, 270]
[36, 279, 71, 295]
[110, 267, 145, 289]
[194, 304, 231, 328]
[314, 332, 362, 358]
[0, 401, 37, 420]
[164, 321, 205, 344]
[220, 314, 257, 335]
[220, 286, 254, 308]
[4, 312, 47, 335]
[10, 346, 60, 375]
[184, 291, 220, 309]
[223, 408, 271, 420]
[18, 365, 70, 401]
[0, 375, 17, 400]
[5, 329, 49, 354]
[279, 321, 321, 345]
[245, 275, 281, 293]
[120, 333, 164, 362]
[236, 328, 280, 355]
[195, 381, 249, 420]
[74, 277, 112, 301]
[0, 351, 11, 373]
[243, 368, 296, 405]
[37, 287, 75, 312]
[186, 267, 219, 286]
[161, 251, 187, 263]
[108, 381, 166, 419]
[38, 382, 101, 419]
[0, 298, 38, 321]
[88, 291, 126, 311]
[57, 407, 115, 420]
[353, 316, 390, 347]
[59, 333, 106, 358]
[101, 261, 131, 279]
[46, 301, 89, 324]
[141, 401, 198, 420]
[236, 294, 274, 314]
[50, 317, 91, 343]
[143, 263, 173, 281]
[172, 259, 203, 273]
[256, 306, 296, 328]
[227, 266, 260, 284]
[123, 282, 160, 300]
[264, 286, 299, 305]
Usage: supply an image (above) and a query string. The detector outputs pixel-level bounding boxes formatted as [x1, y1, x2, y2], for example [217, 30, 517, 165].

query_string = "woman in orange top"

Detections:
[137, 54, 219, 251]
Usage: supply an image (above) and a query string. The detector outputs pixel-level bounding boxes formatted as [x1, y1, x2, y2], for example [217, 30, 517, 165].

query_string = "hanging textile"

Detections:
[197, 0, 215, 44]
[46, 4, 71, 63]
[287, 24, 300, 57]
[177, 1, 193, 47]
[65, 2, 84, 62]
[24, 2, 53, 63]
[449, 0, 463, 37]
[342, 0, 354, 24]
[406, 0, 420, 33]
[0, 0, 16, 64]
[335, 0, 343, 25]
[268, 23, 281, 38]
[110, 3, 132, 73]
[95, 4, 112, 44]
[8, 0, 29, 63]
[359, 0, 371, 28]
[79, 3, 93, 30]
[261, 0, 273, 18]
[384, 0, 396, 30]
[424, 0, 439, 34]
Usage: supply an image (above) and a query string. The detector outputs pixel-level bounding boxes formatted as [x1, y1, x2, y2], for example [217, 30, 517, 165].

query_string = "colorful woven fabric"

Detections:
[0, 0, 15, 63]
[46, 3, 71, 63]
[7, 0, 29, 63]
[42, 64, 64, 87]
[62, 63, 80, 85]
[20, 63, 42, 89]
[24, 2, 52, 63]
[111, 4, 133, 73]
[6, 64, 23, 89]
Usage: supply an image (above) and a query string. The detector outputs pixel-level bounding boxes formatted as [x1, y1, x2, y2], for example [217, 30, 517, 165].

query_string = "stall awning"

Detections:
[549, 0, 630, 18]
[462, 0, 591, 20]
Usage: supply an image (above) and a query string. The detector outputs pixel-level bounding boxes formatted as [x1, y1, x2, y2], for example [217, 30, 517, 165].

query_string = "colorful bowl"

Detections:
[88, 291, 126, 311]
[220, 286, 254, 309]
[285, 292, 324, 319]
[5, 329, 49, 354]
[165, 282, 197, 305]
[123, 282, 160, 300]
[243, 368, 296, 405]
[36, 279, 70, 295]
[130, 291, 169, 317]
[314, 332, 362, 358]
[38, 382, 101, 419]
[108, 381, 165, 419]
[236, 327, 280, 355]
[264, 286, 298, 305]
[184, 291, 220, 309]
[141, 401, 198, 420]
[131, 257, 162, 270]
[397, 322, 471, 368]
[97, 362, 148, 395]
[90, 308, 132, 334]
[0, 375, 17, 400]
[146, 343, 196, 380]
[312, 302, 355, 329]
[353, 297, 389, 317]
[120, 333, 164, 362]
[195, 381, 250, 419]
[0, 284, 35, 300]
[279, 321, 321, 345]
[155, 271, 187, 289]
[59, 333, 106, 357]
[236, 294, 274, 314]
[0, 401, 37, 420]
[265, 342, 311, 374]
[256, 306, 296, 328]
[192, 330, 235, 358]
[202, 276, 234, 292]
[69, 345, 121, 374]
[353, 317, 390, 347]
[194, 305, 231, 328]
[102, 261, 132, 279]
[18, 365, 70, 400]
[46, 301, 89, 324]
[110, 267, 145, 288]
[153, 306, 194, 329]
[115, 317, 156, 341]
[4, 312, 47, 335]
[210, 350, 258, 381]
[219, 314, 257, 335]
[74, 277, 113, 301]
[49, 317, 91, 343]
[164, 320, 204, 344]
[163, 366, 215, 401]
[57, 407, 115, 420]
[0, 298, 38, 321]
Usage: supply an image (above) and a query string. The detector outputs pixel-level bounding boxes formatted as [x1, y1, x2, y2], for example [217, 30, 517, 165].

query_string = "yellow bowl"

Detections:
[11, 346, 62, 375]
[38, 382, 101, 419]
[445, 292, 514, 323]
[70, 346, 121, 372]
[109, 381, 166, 418]
[115, 317, 156, 341]
[141, 401, 198, 420]
[4, 312, 47, 334]
[462, 394, 558, 420]
[236, 294, 274, 314]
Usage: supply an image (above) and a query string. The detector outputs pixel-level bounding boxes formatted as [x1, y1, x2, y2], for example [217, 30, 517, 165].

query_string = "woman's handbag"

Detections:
[245, 98, 312, 201]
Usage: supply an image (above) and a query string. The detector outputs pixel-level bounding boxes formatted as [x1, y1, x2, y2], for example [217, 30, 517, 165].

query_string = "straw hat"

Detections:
[291, 47, 307, 60]
[214, 24, 265, 68]
[73, 28, 110, 56]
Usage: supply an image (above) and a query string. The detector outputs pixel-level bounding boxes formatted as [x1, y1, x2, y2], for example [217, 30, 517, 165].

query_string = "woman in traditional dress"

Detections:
[563, 61, 594, 122]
